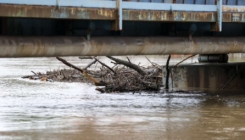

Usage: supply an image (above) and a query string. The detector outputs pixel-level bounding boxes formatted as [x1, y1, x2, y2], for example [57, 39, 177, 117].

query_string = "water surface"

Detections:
[0, 56, 245, 140]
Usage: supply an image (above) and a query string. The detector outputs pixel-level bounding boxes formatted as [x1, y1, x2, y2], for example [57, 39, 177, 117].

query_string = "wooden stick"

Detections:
[56, 57, 84, 73]
[126, 57, 131, 63]
[83, 59, 97, 70]
[31, 71, 37, 75]
[145, 56, 155, 66]
[107, 56, 146, 76]
[94, 57, 116, 74]
[174, 54, 196, 67]
[79, 56, 93, 59]
[165, 55, 171, 90]
[56, 57, 102, 86]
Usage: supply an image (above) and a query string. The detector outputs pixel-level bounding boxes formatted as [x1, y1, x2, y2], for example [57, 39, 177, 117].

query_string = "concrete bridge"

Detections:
[1, 0, 245, 92]
[0, 0, 244, 57]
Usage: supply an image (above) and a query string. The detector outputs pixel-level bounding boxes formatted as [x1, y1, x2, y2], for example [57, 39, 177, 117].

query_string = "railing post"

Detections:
[217, 0, 222, 32]
[116, 0, 123, 30]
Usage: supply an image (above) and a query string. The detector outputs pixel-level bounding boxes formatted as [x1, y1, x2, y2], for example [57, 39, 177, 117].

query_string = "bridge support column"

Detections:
[163, 62, 245, 94]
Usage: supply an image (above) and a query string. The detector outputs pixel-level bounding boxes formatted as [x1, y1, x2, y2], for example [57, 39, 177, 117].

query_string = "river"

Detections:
[1, 55, 245, 140]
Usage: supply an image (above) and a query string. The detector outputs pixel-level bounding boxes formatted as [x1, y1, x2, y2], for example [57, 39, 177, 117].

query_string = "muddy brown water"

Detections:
[1, 55, 245, 140]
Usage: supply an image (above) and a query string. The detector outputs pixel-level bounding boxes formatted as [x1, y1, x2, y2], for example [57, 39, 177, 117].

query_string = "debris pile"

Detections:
[22, 57, 163, 93]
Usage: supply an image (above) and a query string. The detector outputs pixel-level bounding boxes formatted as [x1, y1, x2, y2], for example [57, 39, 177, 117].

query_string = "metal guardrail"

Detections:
[0, 0, 244, 12]
[1, 0, 245, 6]
[0, 0, 218, 11]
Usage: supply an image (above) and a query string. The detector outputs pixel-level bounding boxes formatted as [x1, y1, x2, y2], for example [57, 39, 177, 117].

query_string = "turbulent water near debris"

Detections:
[1, 55, 245, 140]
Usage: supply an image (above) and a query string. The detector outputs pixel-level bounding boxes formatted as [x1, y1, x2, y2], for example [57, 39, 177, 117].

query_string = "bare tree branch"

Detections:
[94, 57, 116, 74]
[107, 56, 146, 76]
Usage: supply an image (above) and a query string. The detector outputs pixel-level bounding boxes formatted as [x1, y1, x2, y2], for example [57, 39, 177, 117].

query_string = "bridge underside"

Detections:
[0, 0, 245, 57]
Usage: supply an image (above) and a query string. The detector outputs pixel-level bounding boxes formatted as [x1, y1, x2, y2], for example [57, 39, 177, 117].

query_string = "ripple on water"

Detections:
[1, 57, 245, 140]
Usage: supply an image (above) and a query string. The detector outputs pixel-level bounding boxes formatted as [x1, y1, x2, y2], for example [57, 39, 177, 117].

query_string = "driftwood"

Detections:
[165, 55, 171, 90]
[83, 59, 97, 70]
[23, 56, 163, 93]
[107, 56, 146, 76]
[127, 57, 131, 63]
[79, 56, 93, 59]
[31, 71, 37, 75]
[174, 54, 196, 67]
[56, 57, 102, 86]
[145, 56, 155, 66]
[56, 57, 84, 73]
[94, 57, 116, 74]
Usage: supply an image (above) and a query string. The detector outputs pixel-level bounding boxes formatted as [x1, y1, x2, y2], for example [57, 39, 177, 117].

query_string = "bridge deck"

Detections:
[0, 0, 244, 32]
[0, 4, 243, 21]
[1, 0, 245, 6]
[0, 4, 217, 20]
[0, 1, 245, 56]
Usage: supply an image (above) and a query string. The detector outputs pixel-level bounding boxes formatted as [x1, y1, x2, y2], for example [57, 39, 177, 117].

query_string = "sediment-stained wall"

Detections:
[163, 63, 245, 92]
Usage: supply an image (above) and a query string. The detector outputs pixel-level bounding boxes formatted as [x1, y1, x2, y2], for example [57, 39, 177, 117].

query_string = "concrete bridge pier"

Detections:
[163, 62, 245, 93]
